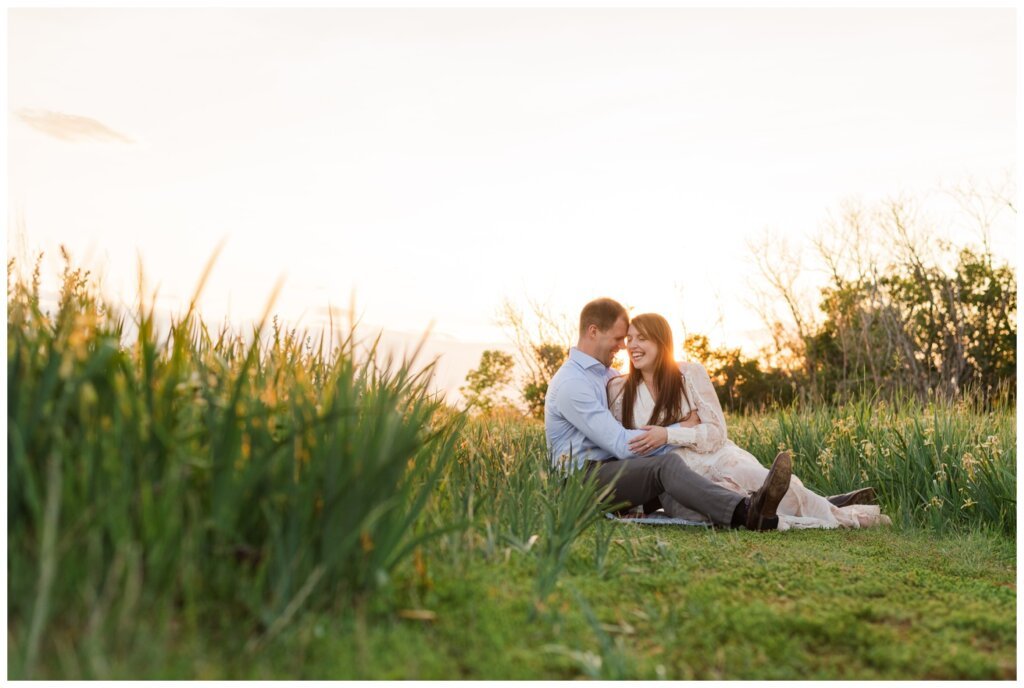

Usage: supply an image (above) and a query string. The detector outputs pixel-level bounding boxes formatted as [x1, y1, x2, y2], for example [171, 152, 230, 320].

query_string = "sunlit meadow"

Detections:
[7, 258, 1015, 679]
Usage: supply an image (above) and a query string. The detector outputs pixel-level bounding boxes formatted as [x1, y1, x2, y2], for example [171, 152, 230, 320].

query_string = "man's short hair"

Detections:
[579, 298, 628, 336]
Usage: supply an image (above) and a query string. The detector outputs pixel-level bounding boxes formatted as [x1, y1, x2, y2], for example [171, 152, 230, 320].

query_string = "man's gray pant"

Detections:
[586, 449, 744, 525]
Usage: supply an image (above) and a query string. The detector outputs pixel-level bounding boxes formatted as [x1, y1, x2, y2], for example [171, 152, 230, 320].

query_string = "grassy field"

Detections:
[17, 527, 1015, 680]
[7, 261, 1017, 679]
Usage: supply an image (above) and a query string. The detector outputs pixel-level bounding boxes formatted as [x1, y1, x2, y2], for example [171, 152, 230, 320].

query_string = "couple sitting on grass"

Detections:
[544, 298, 891, 531]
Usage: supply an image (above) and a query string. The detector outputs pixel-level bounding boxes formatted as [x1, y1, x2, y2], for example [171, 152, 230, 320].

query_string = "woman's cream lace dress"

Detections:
[608, 362, 891, 530]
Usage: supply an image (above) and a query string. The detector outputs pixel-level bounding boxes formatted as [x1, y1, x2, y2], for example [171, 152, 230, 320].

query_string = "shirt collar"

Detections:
[569, 347, 606, 371]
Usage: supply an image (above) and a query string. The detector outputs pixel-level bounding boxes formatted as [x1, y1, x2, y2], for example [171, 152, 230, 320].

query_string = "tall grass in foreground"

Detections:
[7, 258, 464, 677]
[427, 414, 617, 610]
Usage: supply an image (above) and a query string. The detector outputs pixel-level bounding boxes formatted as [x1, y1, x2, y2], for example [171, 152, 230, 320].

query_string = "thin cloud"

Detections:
[16, 108, 134, 144]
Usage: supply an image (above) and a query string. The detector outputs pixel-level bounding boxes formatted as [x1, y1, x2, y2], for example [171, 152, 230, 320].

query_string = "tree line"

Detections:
[463, 182, 1016, 416]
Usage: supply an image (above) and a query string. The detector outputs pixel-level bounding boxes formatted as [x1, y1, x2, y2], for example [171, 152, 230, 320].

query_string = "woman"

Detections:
[608, 313, 890, 530]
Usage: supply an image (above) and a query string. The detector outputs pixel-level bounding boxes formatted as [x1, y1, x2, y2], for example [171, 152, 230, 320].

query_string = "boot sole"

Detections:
[828, 487, 877, 507]
[746, 451, 792, 530]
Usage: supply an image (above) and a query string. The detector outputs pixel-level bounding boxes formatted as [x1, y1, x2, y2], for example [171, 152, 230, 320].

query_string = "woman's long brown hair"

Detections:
[620, 313, 691, 429]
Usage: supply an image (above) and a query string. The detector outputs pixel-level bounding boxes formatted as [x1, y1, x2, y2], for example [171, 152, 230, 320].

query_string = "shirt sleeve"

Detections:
[667, 426, 698, 446]
[558, 376, 650, 459]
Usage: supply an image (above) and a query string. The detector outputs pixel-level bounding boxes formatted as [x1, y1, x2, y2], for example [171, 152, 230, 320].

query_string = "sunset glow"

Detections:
[7, 8, 1016, 400]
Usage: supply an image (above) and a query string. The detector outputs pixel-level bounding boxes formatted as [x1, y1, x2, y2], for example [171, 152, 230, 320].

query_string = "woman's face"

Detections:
[626, 324, 660, 373]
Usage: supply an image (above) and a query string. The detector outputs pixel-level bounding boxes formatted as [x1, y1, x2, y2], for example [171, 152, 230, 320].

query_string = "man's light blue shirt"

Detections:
[544, 347, 673, 472]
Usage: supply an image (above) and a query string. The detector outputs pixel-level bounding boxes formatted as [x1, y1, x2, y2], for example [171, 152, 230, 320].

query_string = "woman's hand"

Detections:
[628, 425, 668, 455]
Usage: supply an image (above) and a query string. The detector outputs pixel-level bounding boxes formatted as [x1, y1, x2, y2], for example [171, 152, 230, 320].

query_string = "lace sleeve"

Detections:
[606, 375, 626, 422]
[680, 362, 728, 453]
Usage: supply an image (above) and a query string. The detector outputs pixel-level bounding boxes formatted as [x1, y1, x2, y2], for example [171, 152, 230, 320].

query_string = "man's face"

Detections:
[593, 316, 629, 368]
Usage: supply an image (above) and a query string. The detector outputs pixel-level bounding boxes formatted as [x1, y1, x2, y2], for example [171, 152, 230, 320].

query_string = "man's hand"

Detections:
[628, 425, 668, 455]
[680, 412, 701, 428]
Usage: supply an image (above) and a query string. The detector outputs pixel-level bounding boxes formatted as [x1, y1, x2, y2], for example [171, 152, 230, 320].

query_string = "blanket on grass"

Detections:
[604, 512, 711, 527]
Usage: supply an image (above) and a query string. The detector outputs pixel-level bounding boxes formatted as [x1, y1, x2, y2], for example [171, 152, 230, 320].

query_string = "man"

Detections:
[544, 297, 790, 530]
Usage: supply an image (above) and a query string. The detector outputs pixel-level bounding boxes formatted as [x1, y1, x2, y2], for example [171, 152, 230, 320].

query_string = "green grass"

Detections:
[7, 257, 1017, 679]
[728, 398, 1016, 536]
[24, 527, 1014, 680]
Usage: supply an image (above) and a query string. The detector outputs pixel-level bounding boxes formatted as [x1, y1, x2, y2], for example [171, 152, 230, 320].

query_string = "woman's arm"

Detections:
[606, 375, 626, 422]
[626, 374, 700, 453]
[672, 363, 728, 453]
[630, 364, 728, 454]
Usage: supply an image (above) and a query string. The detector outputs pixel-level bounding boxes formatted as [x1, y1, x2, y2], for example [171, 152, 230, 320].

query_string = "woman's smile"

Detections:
[626, 324, 659, 371]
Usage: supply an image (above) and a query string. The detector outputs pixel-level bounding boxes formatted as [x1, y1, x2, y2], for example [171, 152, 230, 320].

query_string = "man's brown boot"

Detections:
[827, 487, 877, 507]
[745, 451, 792, 531]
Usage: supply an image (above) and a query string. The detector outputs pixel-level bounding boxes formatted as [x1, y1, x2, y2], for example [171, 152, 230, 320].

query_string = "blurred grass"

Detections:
[20, 528, 1014, 680]
[6, 254, 1016, 679]
[8, 255, 471, 677]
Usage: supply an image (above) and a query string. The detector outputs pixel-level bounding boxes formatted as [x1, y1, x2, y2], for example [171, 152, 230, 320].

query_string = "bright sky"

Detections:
[7, 8, 1017, 398]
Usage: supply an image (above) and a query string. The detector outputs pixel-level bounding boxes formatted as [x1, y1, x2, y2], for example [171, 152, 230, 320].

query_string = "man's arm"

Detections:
[559, 378, 651, 459]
